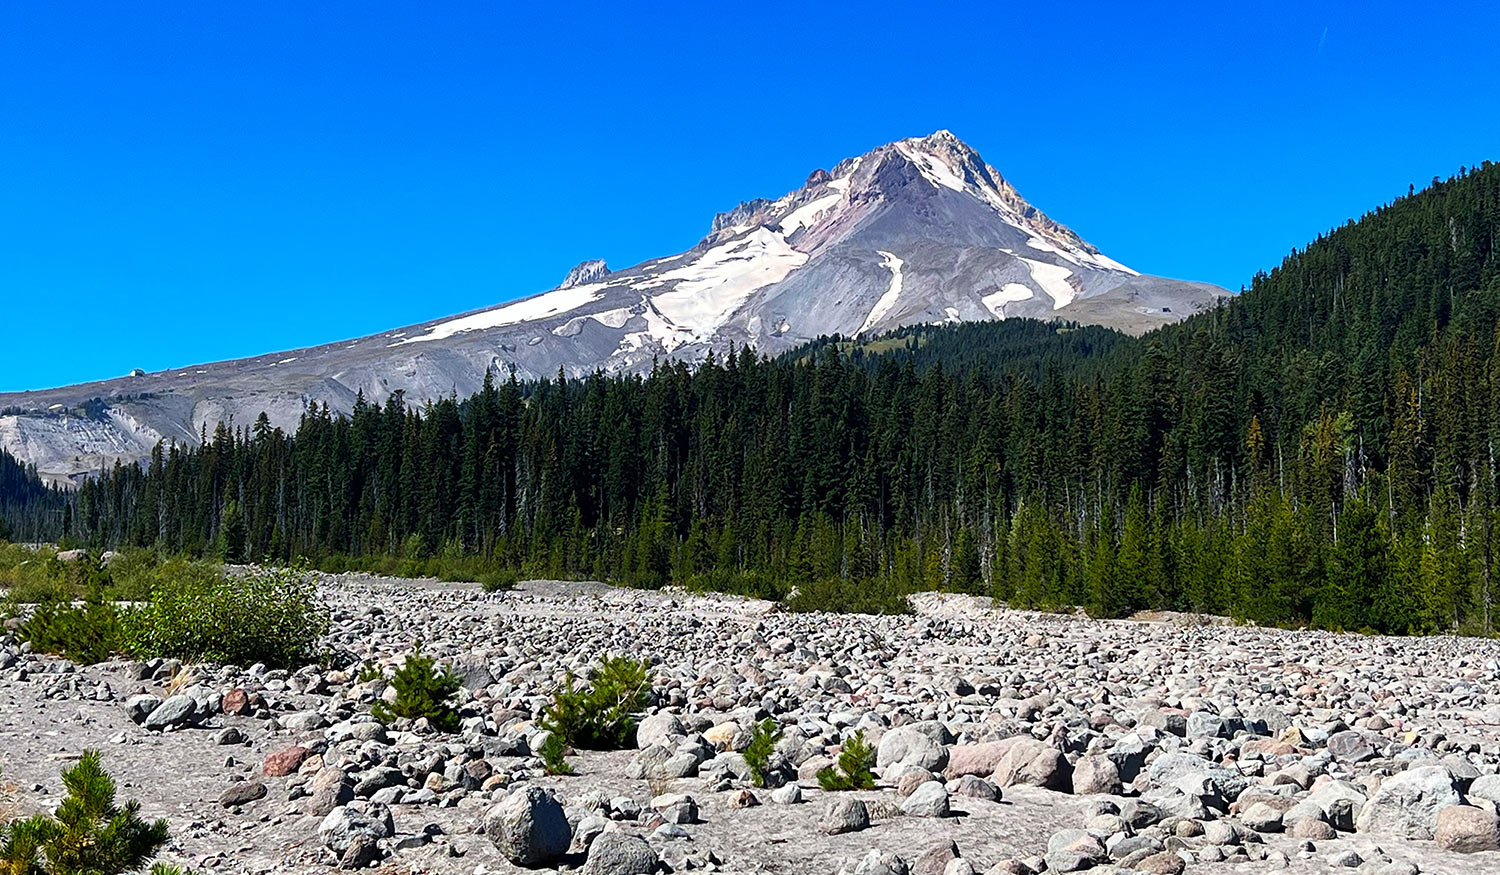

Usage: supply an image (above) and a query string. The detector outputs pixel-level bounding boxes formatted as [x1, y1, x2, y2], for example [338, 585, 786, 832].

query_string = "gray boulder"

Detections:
[485, 786, 572, 866]
[636, 713, 684, 749]
[821, 797, 870, 835]
[877, 727, 949, 773]
[581, 831, 659, 875]
[1355, 765, 1460, 839]
[901, 781, 951, 818]
[142, 694, 197, 730]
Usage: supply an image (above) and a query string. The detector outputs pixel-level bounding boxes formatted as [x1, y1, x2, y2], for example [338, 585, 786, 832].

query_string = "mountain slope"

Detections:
[0, 131, 1226, 485]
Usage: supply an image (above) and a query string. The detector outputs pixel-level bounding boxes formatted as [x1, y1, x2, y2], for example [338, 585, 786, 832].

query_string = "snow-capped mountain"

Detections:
[0, 131, 1227, 485]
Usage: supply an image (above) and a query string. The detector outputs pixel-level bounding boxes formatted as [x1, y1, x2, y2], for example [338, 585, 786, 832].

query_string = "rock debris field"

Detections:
[5, 576, 1500, 875]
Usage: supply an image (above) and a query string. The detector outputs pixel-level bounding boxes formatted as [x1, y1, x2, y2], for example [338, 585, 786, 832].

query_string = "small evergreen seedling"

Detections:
[743, 718, 782, 788]
[0, 749, 184, 875]
[541, 656, 650, 750]
[371, 643, 463, 733]
[816, 729, 876, 791]
[538, 732, 574, 776]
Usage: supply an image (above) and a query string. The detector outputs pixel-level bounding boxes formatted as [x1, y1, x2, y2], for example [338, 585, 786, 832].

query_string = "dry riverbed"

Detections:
[4, 575, 1500, 874]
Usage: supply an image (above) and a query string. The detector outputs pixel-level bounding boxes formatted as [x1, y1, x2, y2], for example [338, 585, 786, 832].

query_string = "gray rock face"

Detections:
[1355, 766, 1461, 839]
[561, 259, 610, 289]
[485, 786, 572, 866]
[581, 831, 658, 875]
[0, 130, 1228, 486]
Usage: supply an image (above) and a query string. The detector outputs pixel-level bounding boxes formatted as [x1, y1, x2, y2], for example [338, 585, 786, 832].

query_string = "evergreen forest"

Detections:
[6, 162, 1500, 634]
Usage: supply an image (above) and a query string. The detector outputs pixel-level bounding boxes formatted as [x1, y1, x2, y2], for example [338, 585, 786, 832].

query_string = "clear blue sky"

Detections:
[3, 1, 1498, 392]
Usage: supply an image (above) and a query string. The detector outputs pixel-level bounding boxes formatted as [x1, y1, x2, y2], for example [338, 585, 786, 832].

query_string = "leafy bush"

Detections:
[0, 749, 184, 875]
[122, 567, 327, 668]
[743, 718, 782, 788]
[538, 732, 574, 776]
[541, 656, 651, 750]
[817, 730, 876, 791]
[16, 595, 123, 665]
[370, 644, 462, 732]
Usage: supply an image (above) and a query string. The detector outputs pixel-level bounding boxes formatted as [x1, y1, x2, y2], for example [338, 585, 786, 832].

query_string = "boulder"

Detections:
[1327, 730, 1376, 764]
[124, 694, 162, 725]
[1045, 829, 1106, 873]
[306, 768, 355, 817]
[944, 740, 1017, 779]
[878, 727, 949, 773]
[901, 781, 951, 818]
[1071, 754, 1121, 795]
[821, 797, 870, 835]
[317, 805, 393, 856]
[581, 832, 659, 875]
[1435, 804, 1500, 853]
[485, 786, 572, 866]
[993, 738, 1071, 791]
[854, 850, 910, 875]
[262, 745, 312, 777]
[636, 712, 684, 749]
[143, 695, 198, 731]
[218, 781, 267, 807]
[1355, 766, 1461, 839]
[912, 840, 959, 875]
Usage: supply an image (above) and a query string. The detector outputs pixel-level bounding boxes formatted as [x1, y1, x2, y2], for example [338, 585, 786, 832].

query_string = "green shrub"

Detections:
[538, 732, 574, 776]
[784, 577, 912, 615]
[478, 567, 518, 593]
[16, 595, 123, 665]
[0, 749, 184, 875]
[122, 567, 327, 668]
[370, 643, 462, 732]
[743, 718, 782, 788]
[541, 656, 651, 750]
[817, 730, 876, 791]
[0, 542, 57, 600]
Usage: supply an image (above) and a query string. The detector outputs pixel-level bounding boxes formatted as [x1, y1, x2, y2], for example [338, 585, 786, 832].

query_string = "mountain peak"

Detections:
[0, 130, 1229, 485]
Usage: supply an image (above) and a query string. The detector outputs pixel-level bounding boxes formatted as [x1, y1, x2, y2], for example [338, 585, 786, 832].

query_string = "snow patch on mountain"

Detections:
[861, 251, 906, 333]
[1019, 258, 1078, 309]
[400, 282, 610, 345]
[643, 228, 808, 350]
[982, 283, 1036, 318]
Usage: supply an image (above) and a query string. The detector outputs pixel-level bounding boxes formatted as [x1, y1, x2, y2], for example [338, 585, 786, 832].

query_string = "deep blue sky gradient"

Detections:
[3, 1, 1498, 391]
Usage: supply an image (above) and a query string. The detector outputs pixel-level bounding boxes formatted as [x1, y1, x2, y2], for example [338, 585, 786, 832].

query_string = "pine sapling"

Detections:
[371, 642, 463, 733]
[816, 729, 875, 791]
[743, 718, 782, 788]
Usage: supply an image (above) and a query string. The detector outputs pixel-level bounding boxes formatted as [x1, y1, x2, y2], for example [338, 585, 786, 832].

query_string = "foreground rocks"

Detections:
[3, 574, 1500, 873]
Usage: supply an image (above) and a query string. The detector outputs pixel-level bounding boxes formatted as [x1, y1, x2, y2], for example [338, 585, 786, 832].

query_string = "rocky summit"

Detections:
[4, 574, 1500, 874]
[0, 130, 1227, 486]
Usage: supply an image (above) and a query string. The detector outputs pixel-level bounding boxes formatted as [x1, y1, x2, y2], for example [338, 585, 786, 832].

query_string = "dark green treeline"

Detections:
[57, 161, 1500, 633]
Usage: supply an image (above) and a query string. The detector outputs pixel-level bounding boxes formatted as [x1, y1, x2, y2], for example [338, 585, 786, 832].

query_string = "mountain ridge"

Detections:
[0, 130, 1228, 485]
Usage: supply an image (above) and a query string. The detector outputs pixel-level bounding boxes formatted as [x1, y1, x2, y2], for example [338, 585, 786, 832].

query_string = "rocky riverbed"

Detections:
[4, 574, 1500, 874]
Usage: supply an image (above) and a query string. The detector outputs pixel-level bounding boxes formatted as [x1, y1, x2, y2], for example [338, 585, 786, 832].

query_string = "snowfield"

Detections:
[861, 250, 906, 333]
